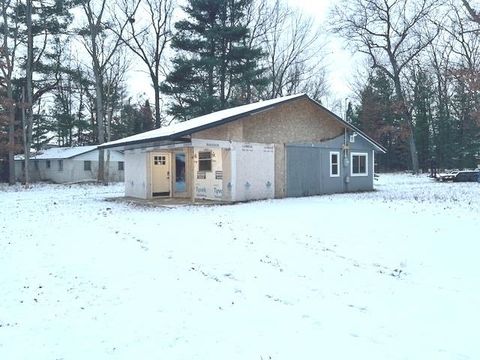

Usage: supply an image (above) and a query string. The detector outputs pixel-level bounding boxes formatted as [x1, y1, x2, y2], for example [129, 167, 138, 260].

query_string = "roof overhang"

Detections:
[102, 137, 192, 151]
[308, 98, 387, 153]
[99, 94, 386, 153]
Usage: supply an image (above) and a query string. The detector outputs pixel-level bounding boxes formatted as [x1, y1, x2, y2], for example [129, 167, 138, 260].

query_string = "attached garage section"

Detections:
[286, 145, 322, 197]
[286, 144, 346, 197]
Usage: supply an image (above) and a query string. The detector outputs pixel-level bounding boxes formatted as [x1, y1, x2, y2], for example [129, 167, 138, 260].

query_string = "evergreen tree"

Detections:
[411, 67, 433, 171]
[355, 71, 410, 171]
[450, 67, 480, 168]
[31, 113, 53, 151]
[111, 98, 155, 140]
[161, 0, 266, 120]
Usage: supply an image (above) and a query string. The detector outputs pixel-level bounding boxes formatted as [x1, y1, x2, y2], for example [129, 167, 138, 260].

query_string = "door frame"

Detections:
[150, 152, 171, 197]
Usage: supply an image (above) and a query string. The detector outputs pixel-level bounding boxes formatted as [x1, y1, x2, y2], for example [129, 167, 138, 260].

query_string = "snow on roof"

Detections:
[100, 93, 386, 153]
[101, 93, 306, 148]
[15, 146, 98, 160]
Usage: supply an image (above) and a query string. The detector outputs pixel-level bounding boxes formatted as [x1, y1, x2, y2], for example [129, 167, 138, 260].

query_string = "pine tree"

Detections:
[111, 98, 155, 140]
[412, 67, 433, 171]
[450, 67, 480, 168]
[161, 0, 266, 120]
[355, 71, 410, 171]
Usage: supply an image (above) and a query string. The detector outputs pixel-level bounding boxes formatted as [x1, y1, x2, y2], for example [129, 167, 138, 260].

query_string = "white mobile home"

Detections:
[15, 146, 125, 183]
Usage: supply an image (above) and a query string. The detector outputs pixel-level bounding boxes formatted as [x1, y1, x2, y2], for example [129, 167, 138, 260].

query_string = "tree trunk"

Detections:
[21, 88, 27, 185]
[93, 64, 105, 184]
[24, 0, 34, 186]
[3, 7, 15, 185]
[105, 103, 113, 182]
[7, 85, 15, 185]
[393, 75, 419, 174]
[154, 84, 161, 128]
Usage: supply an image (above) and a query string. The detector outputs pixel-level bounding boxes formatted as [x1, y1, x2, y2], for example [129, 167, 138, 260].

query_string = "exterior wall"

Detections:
[345, 136, 375, 192]
[125, 146, 194, 200]
[124, 150, 148, 198]
[187, 140, 274, 202]
[221, 148, 232, 201]
[184, 147, 194, 198]
[14, 150, 124, 183]
[232, 142, 275, 202]
[192, 98, 345, 197]
[14, 161, 41, 182]
[286, 134, 375, 196]
[193, 147, 224, 200]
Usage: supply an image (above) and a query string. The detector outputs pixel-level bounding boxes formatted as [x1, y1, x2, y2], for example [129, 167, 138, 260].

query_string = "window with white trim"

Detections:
[330, 151, 340, 177]
[351, 152, 368, 176]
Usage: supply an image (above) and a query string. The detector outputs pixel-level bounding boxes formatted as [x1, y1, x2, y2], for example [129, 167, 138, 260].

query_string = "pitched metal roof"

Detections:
[100, 94, 386, 153]
[15, 146, 98, 160]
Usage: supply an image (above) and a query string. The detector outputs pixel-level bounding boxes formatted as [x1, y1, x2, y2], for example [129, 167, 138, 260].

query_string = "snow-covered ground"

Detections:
[1, 174, 479, 360]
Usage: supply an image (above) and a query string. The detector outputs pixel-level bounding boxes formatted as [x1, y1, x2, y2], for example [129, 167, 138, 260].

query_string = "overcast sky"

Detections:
[286, 0, 357, 104]
[127, 0, 357, 111]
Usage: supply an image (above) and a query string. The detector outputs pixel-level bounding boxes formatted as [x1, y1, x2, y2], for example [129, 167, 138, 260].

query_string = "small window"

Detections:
[34, 160, 39, 170]
[198, 151, 212, 172]
[153, 155, 166, 165]
[58, 160, 63, 171]
[46, 160, 51, 169]
[330, 151, 340, 177]
[84, 160, 91, 171]
[351, 152, 368, 176]
[118, 161, 124, 171]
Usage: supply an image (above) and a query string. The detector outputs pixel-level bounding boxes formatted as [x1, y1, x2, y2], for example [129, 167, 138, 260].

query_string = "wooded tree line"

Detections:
[333, 0, 480, 172]
[0, 0, 325, 184]
[0, 0, 479, 184]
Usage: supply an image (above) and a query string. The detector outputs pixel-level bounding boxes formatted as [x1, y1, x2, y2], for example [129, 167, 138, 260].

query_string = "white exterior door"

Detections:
[151, 153, 171, 196]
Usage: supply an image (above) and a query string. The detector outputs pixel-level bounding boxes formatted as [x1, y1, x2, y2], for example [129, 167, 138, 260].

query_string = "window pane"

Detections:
[331, 153, 338, 164]
[359, 156, 366, 173]
[175, 153, 186, 192]
[353, 156, 359, 173]
[332, 164, 338, 175]
[199, 151, 211, 160]
[352, 154, 367, 174]
[118, 161, 124, 171]
[199, 160, 211, 172]
[198, 151, 212, 171]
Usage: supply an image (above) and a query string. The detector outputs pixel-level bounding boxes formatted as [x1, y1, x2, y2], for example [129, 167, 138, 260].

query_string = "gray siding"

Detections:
[286, 134, 375, 196]
[286, 146, 322, 197]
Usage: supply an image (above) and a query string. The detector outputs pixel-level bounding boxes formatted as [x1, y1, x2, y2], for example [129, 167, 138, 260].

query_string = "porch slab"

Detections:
[105, 196, 232, 208]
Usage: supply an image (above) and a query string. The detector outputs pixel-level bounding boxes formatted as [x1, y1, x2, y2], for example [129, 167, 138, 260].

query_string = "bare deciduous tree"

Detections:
[261, 0, 327, 100]
[115, 0, 173, 128]
[80, 0, 139, 183]
[0, 0, 20, 185]
[462, 0, 480, 24]
[331, 0, 439, 173]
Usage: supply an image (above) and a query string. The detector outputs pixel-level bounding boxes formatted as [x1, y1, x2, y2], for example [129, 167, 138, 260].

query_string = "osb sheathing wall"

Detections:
[192, 98, 344, 197]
